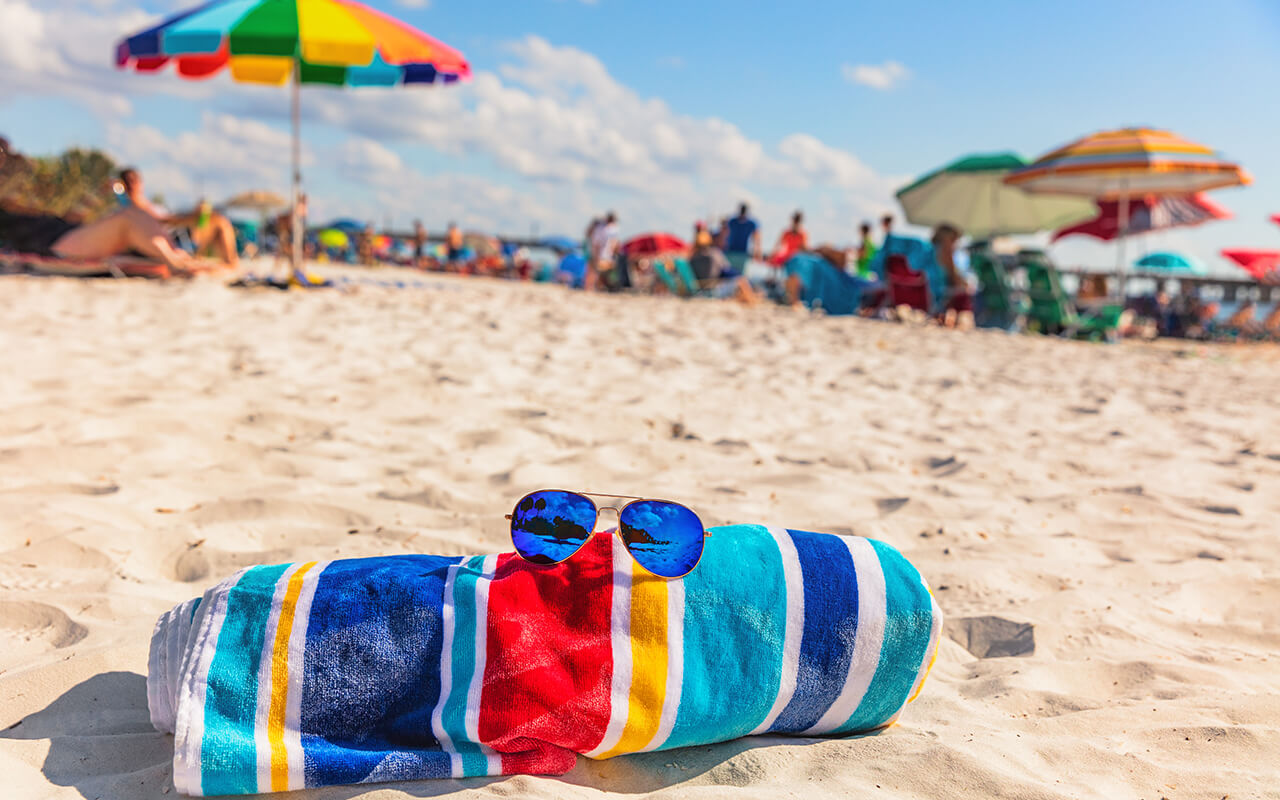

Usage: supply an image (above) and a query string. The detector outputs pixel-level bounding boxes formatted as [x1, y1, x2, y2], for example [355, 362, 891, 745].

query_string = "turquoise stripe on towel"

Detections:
[835, 540, 934, 734]
[662, 525, 788, 749]
[200, 564, 290, 797]
[439, 555, 491, 777]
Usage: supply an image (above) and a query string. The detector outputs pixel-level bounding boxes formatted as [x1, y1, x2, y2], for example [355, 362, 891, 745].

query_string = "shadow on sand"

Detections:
[1, 670, 860, 799]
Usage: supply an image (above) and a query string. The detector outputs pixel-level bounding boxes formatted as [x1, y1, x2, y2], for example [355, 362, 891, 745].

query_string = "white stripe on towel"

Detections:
[583, 538, 634, 758]
[805, 536, 886, 734]
[749, 526, 805, 736]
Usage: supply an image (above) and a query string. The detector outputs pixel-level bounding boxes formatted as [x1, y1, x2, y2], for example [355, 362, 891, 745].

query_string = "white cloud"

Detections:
[337, 137, 405, 186]
[106, 111, 309, 203]
[396, 0, 430, 7]
[841, 60, 910, 91]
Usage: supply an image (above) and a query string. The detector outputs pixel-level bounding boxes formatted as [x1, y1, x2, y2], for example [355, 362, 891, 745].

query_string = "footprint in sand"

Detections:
[876, 497, 910, 514]
[0, 601, 87, 657]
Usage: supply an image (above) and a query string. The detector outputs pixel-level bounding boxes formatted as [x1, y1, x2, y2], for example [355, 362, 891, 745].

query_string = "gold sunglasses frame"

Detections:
[506, 490, 711, 579]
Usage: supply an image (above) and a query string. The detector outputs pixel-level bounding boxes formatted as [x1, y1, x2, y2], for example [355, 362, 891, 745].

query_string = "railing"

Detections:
[1055, 267, 1280, 304]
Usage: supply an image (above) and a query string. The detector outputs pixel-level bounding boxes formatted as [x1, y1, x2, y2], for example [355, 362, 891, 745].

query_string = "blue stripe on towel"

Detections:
[662, 525, 787, 749]
[768, 530, 858, 732]
[300, 556, 459, 788]
[201, 564, 290, 797]
[439, 555, 492, 778]
[835, 540, 934, 734]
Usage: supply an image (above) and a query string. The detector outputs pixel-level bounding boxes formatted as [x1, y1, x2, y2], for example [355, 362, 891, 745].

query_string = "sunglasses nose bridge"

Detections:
[594, 505, 622, 530]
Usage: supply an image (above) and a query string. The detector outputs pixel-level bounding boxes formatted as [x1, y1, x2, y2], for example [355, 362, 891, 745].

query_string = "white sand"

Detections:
[1, 266, 1277, 799]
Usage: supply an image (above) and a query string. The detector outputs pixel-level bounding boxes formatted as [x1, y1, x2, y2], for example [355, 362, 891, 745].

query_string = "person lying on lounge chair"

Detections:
[118, 168, 238, 267]
[0, 206, 200, 272]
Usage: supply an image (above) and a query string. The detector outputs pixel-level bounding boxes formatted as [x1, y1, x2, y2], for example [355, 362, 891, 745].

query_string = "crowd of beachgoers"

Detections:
[2, 137, 1277, 344]
[264, 201, 1280, 344]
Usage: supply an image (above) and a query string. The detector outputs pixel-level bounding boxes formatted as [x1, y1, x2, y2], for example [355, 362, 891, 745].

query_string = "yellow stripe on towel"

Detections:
[268, 561, 317, 791]
[601, 563, 669, 757]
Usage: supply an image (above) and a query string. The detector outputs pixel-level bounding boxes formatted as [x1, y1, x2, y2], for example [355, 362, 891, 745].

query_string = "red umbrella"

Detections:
[1221, 250, 1280, 282]
[1052, 193, 1230, 242]
[1271, 214, 1280, 229]
[621, 232, 688, 257]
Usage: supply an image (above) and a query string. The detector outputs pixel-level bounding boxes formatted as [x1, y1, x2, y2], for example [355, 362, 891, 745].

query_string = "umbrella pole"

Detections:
[1116, 184, 1130, 301]
[290, 64, 302, 277]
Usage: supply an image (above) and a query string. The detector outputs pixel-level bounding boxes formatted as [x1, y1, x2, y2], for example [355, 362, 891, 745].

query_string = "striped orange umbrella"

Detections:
[1007, 128, 1250, 296]
[1005, 128, 1250, 198]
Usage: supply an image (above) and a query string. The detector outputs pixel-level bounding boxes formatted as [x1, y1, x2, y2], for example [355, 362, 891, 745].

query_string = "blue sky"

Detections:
[2, 0, 1277, 273]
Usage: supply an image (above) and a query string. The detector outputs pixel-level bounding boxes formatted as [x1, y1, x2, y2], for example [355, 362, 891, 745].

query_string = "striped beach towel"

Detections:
[149, 525, 942, 796]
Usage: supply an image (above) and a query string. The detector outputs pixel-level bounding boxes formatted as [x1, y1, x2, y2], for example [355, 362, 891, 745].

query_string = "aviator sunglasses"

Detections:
[507, 490, 710, 579]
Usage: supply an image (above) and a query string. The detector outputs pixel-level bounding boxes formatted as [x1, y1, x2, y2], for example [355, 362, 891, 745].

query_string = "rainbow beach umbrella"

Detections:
[1006, 128, 1250, 295]
[116, 0, 471, 271]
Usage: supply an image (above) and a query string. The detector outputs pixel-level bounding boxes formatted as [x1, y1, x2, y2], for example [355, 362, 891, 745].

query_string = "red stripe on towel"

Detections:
[479, 533, 615, 773]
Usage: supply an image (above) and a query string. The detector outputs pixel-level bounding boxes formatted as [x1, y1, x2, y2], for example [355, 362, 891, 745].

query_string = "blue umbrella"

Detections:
[541, 235, 581, 253]
[1133, 251, 1206, 275]
[325, 218, 367, 234]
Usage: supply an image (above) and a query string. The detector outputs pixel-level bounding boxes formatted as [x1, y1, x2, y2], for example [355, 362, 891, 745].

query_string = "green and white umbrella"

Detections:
[896, 152, 1097, 239]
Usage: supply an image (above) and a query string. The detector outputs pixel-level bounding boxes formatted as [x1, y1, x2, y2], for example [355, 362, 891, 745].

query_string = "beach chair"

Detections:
[886, 253, 931, 313]
[1020, 250, 1120, 341]
[653, 257, 699, 296]
[970, 251, 1020, 329]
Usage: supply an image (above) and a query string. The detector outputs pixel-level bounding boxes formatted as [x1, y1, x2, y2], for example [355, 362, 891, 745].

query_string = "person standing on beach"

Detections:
[358, 223, 375, 266]
[770, 211, 808, 266]
[712, 216, 730, 250]
[445, 222, 463, 268]
[855, 221, 877, 277]
[587, 211, 620, 292]
[880, 213, 894, 245]
[412, 220, 427, 268]
[274, 194, 307, 268]
[723, 203, 760, 274]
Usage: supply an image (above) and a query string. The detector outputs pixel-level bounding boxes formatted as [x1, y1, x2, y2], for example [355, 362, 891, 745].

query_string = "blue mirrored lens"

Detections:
[510, 490, 597, 565]
[619, 500, 705, 578]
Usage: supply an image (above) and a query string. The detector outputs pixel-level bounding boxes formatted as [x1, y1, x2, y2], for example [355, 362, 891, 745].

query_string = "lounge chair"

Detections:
[784, 253, 869, 315]
[653, 257, 700, 297]
[0, 251, 171, 279]
[1019, 250, 1121, 341]
[970, 250, 1021, 329]
[886, 253, 931, 313]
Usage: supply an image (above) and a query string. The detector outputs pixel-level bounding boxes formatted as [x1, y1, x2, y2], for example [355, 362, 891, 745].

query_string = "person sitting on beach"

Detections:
[682, 229, 761, 304]
[1261, 303, 1280, 339]
[1224, 300, 1262, 337]
[723, 203, 761, 273]
[690, 229, 730, 288]
[119, 168, 238, 267]
[1076, 274, 1109, 306]
[931, 224, 974, 329]
[770, 211, 808, 266]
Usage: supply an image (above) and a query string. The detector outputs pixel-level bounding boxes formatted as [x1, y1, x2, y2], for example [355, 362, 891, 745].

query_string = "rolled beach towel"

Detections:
[149, 525, 942, 796]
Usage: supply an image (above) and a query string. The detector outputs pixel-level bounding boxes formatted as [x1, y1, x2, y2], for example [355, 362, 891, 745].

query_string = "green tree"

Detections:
[20, 147, 120, 221]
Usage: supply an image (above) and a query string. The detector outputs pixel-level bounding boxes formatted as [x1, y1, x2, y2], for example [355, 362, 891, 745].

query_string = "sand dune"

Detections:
[1, 266, 1278, 799]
